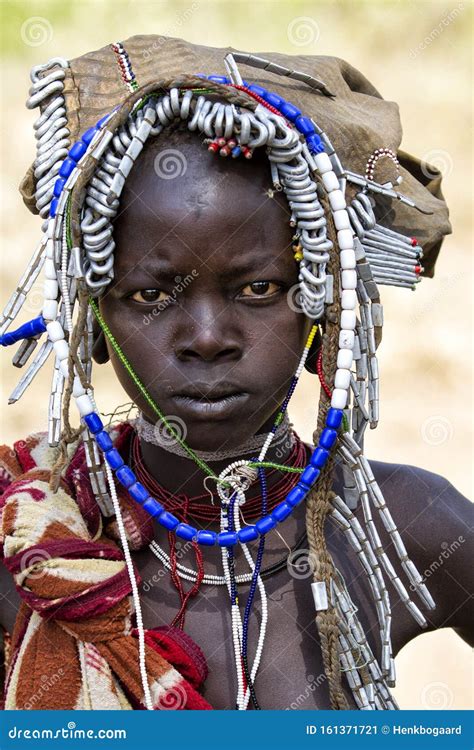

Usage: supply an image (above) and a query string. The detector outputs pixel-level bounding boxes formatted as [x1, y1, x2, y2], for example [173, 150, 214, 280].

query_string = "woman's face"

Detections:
[95, 131, 312, 451]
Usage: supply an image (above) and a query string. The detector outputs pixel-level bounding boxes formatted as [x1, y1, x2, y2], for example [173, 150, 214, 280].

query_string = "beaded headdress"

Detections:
[1, 35, 452, 710]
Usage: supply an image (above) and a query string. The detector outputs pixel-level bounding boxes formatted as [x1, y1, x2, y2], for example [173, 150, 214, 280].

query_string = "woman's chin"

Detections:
[183, 421, 262, 455]
[137, 395, 275, 454]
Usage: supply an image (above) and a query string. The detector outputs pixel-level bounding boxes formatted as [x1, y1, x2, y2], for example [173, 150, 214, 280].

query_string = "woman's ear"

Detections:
[91, 314, 110, 364]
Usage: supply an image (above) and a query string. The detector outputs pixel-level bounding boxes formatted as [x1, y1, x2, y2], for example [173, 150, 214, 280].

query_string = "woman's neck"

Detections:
[127, 415, 314, 574]
[137, 430, 299, 500]
[133, 410, 305, 502]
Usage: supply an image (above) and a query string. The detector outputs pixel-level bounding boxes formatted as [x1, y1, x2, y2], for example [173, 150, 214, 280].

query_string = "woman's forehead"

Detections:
[112, 135, 293, 273]
[117, 130, 286, 216]
[111, 241, 295, 288]
[112, 208, 295, 280]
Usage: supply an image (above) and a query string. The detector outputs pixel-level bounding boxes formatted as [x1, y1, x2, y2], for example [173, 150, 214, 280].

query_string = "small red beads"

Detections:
[111, 42, 138, 92]
[206, 136, 253, 160]
[317, 350, 333, 400]
[230, 84, 282, 117]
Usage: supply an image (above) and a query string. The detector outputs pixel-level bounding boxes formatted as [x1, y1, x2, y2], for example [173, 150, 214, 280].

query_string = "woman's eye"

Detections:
[129, 289, 170, 304]
[239, 281, 281, 298]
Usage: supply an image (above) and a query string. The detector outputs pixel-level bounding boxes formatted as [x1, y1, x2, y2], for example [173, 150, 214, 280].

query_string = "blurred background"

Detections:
[0, 0, 472, 710]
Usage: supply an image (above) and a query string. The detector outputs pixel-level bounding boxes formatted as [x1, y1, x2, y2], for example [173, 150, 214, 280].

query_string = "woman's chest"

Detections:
[136, 547, 360, 710]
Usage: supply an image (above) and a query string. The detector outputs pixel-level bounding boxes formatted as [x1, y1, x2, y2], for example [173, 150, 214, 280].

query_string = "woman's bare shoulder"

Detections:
[367, 459, 473, 642]
[368, 458, 471, 537]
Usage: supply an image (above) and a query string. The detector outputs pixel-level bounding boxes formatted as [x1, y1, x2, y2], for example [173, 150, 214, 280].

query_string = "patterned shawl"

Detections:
[0, 423, 212, 710]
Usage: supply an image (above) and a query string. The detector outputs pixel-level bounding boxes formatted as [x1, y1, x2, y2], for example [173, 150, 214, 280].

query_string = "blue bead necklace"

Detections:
[83, 289, 344, 548]
[83, 304, 344, 548]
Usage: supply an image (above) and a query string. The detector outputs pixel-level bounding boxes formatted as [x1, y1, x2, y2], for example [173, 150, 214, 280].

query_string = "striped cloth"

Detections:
[0, 424, 212, 710]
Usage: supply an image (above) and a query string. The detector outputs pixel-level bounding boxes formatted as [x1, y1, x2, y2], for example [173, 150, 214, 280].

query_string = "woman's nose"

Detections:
[174, 303, 242, 364]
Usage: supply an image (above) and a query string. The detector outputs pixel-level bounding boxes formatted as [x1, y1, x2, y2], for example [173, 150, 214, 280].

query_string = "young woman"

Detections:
[0, 35, 471, 711]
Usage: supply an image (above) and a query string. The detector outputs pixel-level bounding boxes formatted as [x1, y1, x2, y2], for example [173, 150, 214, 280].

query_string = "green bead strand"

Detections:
[89, 297, 229, 486]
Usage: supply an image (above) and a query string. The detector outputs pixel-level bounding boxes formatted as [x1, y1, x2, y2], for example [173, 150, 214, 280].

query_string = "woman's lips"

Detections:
[171, 392, 249, 420]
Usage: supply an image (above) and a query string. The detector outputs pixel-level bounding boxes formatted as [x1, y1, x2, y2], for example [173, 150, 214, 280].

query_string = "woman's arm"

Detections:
[372, 461, 473, 644]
